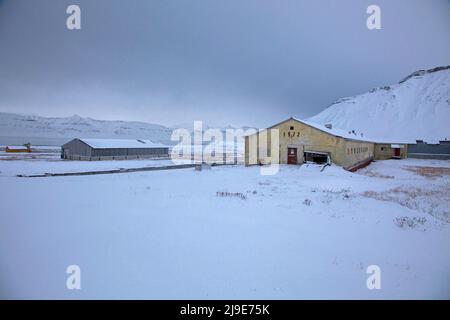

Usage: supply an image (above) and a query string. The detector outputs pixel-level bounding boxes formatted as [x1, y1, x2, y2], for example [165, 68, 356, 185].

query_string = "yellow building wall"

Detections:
[245, 119, 375, 168]
[374, 143, 408, 160]
[341, 140, 375, 168]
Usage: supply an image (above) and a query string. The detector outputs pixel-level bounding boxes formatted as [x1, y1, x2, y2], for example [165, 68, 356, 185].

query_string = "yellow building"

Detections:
[245, 118, 407, 171]
[373, 143, 408, 160]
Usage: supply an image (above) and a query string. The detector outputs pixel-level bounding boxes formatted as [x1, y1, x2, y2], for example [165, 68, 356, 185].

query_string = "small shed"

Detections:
[61, 138, 169, 160]
[373, 143, 408, 160]
[5, 145, 32, 153]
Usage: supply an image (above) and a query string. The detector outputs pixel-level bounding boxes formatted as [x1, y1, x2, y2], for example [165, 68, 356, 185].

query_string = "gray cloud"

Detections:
[0, 0, 449, 127]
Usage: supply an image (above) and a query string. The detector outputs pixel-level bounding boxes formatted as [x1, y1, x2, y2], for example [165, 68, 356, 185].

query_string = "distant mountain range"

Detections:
[2, 65, 449, 146]
[0, 113, 174, 146]
[308, 66, 450, 143]
[0, 112, 256, 146]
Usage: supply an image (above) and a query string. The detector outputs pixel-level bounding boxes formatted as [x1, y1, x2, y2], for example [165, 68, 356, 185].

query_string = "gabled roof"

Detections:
[249, 117, 413, 144]
[293, 118, 374, 143]
[259, 117, 372, 142]
[69, 138, 167, 149]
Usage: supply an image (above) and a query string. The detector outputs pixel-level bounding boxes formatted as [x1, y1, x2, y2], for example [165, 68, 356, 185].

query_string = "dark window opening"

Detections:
[304, 152, 328, 164]
[290, 126, 294, 130]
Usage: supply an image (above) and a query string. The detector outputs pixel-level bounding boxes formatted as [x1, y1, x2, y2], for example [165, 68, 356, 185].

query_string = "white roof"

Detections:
[78, 139, 167, 149]
[292, 118, 412, 144]
[297, 119, 372, 142]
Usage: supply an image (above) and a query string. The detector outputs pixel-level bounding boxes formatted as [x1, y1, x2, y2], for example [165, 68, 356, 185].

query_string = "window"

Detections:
[290, 126, 294, 130]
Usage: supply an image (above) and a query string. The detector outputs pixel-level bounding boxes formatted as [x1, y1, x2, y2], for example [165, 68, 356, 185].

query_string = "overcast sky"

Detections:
[0, 0, 449, 127]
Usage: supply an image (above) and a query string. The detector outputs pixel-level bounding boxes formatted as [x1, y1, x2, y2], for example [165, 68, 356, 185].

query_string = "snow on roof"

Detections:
[258, 117, 412, 144]
[296, 118, 374, 142]
[78, 138, 168, 149]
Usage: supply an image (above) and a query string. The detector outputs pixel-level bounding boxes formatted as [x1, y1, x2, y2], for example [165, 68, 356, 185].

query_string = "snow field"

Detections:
[0, 159, 449, 299]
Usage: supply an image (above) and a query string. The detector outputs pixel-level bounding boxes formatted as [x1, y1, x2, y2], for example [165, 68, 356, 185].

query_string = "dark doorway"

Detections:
[304, 152, 329, 164]
[287, 148, 297, 164]
[393, 148, 401, 158]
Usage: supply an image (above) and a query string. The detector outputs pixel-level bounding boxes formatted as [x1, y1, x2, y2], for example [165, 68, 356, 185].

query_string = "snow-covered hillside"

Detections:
[0, 112, 174, 145]
[308, 66, 450, 143]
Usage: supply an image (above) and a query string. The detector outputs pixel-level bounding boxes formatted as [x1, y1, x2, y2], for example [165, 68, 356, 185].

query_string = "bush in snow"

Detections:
[404, 166, 450, 179]
[303, 199, 312, 206]
[216, 191, 247, 200]
[362, 185, 450, 223]
[320, 188, 352, 204]
[394, 216, 427, 229]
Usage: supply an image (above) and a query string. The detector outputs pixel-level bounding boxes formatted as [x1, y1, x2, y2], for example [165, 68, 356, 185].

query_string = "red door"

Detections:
[394, 148, 400, 157]
[287, 148, 297, 164]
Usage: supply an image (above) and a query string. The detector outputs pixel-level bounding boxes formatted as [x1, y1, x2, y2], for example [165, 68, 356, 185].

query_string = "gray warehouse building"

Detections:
[408, 140, 450, 160]
[62, 138, 169, 160]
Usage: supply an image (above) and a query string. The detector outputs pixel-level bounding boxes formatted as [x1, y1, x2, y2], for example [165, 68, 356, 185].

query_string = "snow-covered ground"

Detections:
[0, 159, 449, 299]
[0, 154, 184, 177]
[0, 145, 244, 177]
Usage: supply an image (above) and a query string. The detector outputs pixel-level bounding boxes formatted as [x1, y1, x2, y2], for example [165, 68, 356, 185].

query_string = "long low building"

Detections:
[407, 140, 450, 160]
[61, 138, 169, 160]
[245, 118, 407, 171]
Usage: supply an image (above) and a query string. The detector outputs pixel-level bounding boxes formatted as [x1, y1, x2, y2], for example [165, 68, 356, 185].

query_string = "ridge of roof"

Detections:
[250, 117, 412, 144]
[73, 138, 168, 149]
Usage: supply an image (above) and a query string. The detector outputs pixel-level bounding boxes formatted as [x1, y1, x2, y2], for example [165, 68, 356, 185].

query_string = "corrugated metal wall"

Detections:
[91, 147, 168, 157]
[62, 139, 92, 158]
[61, 139, 169, 160]
[408, 142, 450, 159]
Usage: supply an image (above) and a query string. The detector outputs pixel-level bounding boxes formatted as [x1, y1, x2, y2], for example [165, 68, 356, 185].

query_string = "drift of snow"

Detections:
[308, 66, 450, 143]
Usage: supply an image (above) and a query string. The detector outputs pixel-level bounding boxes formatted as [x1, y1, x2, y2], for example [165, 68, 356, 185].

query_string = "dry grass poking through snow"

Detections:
[403, 166, 450, 179]
[362, 184, 450, 223]
[394, 216, 427, 229]
[216, 191, 247, 200]
[361, 171, 395, 179]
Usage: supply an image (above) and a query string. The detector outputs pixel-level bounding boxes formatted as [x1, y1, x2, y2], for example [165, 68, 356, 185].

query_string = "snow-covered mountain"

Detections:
[0, 112, 255, 146]
[0, 113, 174, 145]
[308, 66, 450, 143]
